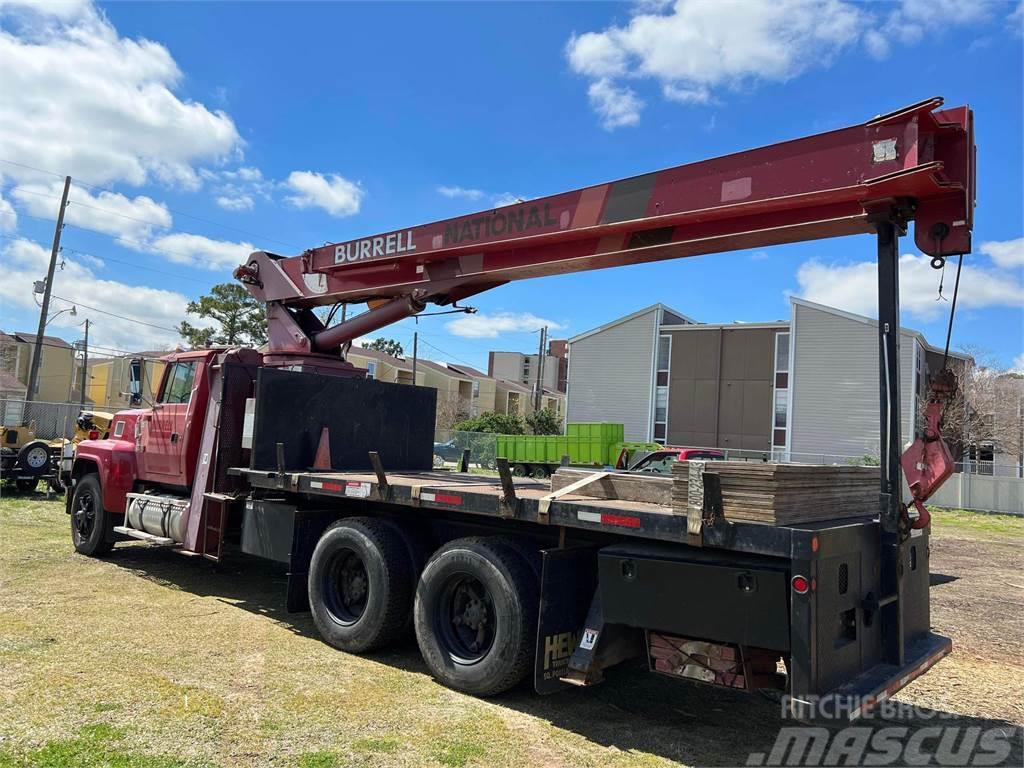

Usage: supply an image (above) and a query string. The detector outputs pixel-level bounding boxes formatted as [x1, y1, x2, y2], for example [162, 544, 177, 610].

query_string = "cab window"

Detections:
[159, 361, 197, 404]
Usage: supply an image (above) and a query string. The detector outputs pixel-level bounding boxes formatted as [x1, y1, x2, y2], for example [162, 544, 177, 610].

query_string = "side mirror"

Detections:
[128, 358, 143, 405]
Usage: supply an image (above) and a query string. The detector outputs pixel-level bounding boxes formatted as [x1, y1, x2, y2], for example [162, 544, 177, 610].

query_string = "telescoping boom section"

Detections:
[235, 97, 974, 355]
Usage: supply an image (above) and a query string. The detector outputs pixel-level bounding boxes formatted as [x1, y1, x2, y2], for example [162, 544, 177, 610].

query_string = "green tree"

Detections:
[453, 412, 525, 434]
[178, 283, 267, 349]
[365, 337, 404, 357]
[526, 407, 562, 435]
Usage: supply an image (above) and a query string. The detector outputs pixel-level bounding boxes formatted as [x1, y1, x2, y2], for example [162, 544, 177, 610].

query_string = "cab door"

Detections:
[142, 360, 197, 484]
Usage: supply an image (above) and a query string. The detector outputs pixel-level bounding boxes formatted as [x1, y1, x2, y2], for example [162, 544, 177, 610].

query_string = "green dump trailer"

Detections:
[495, 423, 659, 478]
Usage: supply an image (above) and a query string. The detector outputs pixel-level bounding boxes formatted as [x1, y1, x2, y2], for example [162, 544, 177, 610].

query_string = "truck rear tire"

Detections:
[308, 517, 412, 654]
[414, 537, 538, 696]
[70, 474, 113, 556]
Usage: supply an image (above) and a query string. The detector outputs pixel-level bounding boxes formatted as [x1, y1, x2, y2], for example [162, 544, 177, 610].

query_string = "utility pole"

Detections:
[79, 318, 89, 406]
[534, 326, 547, 412]
[411, 331, 418, 382]
[26, 175, 70, 404]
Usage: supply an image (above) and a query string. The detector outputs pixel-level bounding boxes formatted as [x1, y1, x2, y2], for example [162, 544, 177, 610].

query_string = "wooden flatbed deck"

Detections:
[234, 467, 881, 560]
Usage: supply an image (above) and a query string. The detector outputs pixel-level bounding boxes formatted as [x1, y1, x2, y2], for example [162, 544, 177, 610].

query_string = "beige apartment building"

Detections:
[346, 345, 565, 431]
[0, 331, 79, 403]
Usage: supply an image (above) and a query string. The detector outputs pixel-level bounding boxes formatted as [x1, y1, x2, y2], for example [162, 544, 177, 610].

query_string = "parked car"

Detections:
[627, 447, 725, 474]
[432, 438, 465, 465]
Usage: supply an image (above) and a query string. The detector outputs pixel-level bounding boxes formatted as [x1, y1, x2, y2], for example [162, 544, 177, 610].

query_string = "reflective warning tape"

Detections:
[577, 510, 641, 529]
[420, 491, 463, 505]
[309, 480, 344, 492]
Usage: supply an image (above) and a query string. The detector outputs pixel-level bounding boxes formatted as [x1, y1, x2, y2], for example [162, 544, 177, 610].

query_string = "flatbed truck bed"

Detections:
[230, 463, 950, 719]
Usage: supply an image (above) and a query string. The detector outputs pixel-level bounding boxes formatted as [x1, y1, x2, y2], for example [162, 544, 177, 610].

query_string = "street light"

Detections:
[46, 305, 76, 325]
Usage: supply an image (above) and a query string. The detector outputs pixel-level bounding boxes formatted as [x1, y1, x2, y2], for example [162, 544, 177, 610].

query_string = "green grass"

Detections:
[930, 506, 1024, 539]
[0, 724, 199, 768]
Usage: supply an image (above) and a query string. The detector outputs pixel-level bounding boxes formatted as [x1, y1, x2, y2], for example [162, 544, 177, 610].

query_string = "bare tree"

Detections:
[931, 347, 1023, 474]
[434, 392, 471, 433]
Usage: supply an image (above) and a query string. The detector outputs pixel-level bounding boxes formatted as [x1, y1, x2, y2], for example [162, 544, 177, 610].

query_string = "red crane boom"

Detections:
[235, 97, 973, 357]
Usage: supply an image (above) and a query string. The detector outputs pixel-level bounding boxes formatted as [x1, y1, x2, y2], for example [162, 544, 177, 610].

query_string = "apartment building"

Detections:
[86, 353, 168, 409]
[488, 338, 570, 394]
[0, 331, 79, 403]
[566, 299, 970, 462]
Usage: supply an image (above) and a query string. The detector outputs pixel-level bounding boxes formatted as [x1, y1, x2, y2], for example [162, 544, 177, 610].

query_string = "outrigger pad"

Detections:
[250, 367, 436, 472]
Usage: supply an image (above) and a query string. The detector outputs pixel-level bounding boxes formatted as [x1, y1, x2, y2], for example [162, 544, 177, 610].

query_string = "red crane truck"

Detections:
[66, 98, 974, 719]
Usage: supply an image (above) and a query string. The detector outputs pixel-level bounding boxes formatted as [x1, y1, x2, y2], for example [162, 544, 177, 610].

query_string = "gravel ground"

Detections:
[0, 495, 1020, 767]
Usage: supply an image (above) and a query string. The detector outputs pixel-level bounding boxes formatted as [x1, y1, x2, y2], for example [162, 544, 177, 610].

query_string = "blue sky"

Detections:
[1, 0, 1021, 371]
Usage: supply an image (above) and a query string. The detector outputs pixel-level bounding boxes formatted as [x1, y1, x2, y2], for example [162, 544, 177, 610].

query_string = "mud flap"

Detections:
[534, 545, 598, 694]
[285, 509, 337, 612]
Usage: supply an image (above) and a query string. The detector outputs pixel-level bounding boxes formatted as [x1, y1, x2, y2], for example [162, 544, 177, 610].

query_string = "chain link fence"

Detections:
[0, 399, 87, 440]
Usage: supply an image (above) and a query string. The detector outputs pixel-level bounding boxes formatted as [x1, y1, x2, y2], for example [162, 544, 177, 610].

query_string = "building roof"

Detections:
[2, 331, 73, 349]
[0, 369, 27, 394]
[446, 363, 493, 380]
[348, 345, 412, 370]
[417, 358, 470, 381]
[789, 297, 973, 363]
[569, 303, 694, 344]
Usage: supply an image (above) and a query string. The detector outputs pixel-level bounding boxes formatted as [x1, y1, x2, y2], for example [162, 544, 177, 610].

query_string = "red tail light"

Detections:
[88, 430, 100, 440]
[791, 575, 810, 594]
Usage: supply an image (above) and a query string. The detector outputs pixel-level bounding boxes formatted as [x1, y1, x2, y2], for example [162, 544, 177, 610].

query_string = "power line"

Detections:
[61, 246, 212, 285]
[50, 294, 180, 333]
[0, 157, 301, 249]
[0, 208, 241, 269]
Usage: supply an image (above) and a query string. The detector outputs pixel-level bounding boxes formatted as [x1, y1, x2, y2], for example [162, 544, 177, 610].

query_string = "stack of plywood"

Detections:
[671, 461, 879, 525]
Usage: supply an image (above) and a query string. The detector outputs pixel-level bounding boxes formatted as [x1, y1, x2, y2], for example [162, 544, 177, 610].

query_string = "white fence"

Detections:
[928, 473, 1024, 516]
[0, 398, 84, 440]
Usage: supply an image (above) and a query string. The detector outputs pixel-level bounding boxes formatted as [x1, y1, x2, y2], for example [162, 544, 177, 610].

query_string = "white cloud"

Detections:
[0, 237, 194, 352]
[446, 312, 564, 339]
[566, 0, 1013, 125]
[12, 181, 171, 240]
[215, 194, 254, 212]
[202, 166, 272, 213]
[567, 0, 861, 127]
[793, 253, 1024, 321]
[0, 188, 16, 232]
[981, 237, 1024, 270]
[0, 1, 241, 190]
[438, 185, 485, 201]
[144, 232, 254, 271]
[1012, 352, 1024, 374]
[588, 78, 643, 130]
[285, 171, 363, 217]
[885, 0, 1002, 48]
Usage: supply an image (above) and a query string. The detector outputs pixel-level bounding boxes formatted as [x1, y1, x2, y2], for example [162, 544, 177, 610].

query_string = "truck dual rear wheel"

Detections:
[308, 518, 412, 653]
[70, 474, 114, 557]
[414, 538, 538, 696]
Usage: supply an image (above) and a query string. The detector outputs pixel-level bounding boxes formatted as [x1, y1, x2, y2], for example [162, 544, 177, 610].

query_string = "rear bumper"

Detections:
[788, 632, 952, 721]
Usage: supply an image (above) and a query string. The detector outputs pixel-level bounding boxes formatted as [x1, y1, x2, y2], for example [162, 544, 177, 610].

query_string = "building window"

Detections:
[652, 334, 671, 444]
[366, 361, 377, 380]
[772, 332, 790, 450]
[472, 380, 480, 398]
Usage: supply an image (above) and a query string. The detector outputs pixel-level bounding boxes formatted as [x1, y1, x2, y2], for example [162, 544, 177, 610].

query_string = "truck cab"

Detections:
[68, 349, 219, 517]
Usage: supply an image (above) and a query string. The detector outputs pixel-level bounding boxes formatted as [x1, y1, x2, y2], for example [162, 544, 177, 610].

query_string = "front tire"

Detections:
[414, 537, 538, 696]
[70, 474, 113, 556]
[308, 517, 412, 653]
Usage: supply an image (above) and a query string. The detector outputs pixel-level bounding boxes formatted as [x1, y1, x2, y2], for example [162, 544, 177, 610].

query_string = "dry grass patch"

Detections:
[1, 494, 1021, 767]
